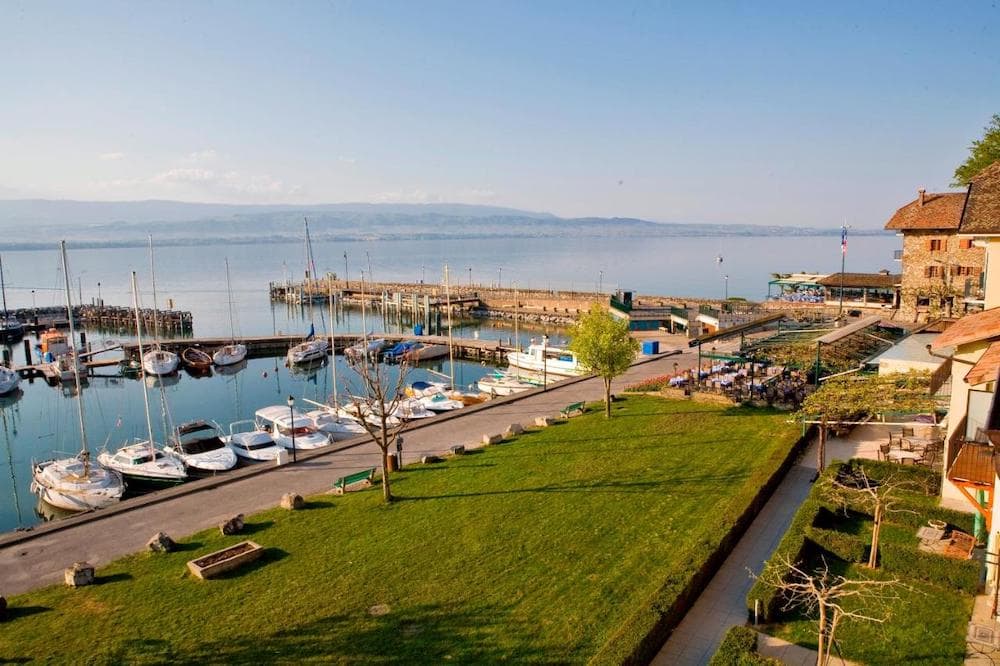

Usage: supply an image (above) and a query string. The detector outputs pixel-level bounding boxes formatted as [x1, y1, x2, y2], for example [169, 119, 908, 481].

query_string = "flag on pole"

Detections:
[841, 225, 848, 255]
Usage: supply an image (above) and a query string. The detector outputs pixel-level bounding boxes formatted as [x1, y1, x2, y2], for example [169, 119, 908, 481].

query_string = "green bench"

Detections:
[560, 402, 586, 418]
[332, 467, 376, 495]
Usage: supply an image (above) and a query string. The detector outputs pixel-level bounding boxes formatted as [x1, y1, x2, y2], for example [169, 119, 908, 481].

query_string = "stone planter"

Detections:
[187, 541, 263, 580]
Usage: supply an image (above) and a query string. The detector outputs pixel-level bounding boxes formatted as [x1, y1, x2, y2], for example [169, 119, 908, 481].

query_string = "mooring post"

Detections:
[23, 338, 32, 365]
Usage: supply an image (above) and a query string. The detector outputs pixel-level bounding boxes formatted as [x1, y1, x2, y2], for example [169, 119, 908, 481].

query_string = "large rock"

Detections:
[280, 493, 305, 510]
[147, 532, 176, 553]
[449, 445, 466, 456]
[219, 513, 246, 536]
[535, 416, 555, 427]
[482, 433, 503, 445]
[505, 423, 525, 436]
[421, 455, 442, 464]
[64, 561, 95, 587]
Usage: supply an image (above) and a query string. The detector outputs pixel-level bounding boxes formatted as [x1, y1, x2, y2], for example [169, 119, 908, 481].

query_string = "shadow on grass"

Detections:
[97, 572, 134, 585]
[171, 540, 204, 552]
[3, 605, 51, 621]
[241, 520, 275, 535]
[110, 602, 568, 664]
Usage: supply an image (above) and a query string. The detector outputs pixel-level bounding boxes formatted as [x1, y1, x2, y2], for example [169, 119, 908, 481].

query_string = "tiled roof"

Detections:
[958, 161, 1000, 235]
[965, 340, 1000, 385]
[884, 192, 967, 230]
[816, 272, 899, 289]
[931, 307, 1000, 349]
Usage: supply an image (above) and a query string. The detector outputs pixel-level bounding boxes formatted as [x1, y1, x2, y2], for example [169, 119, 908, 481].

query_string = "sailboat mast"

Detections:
[148, 235, 161, 344]
[328, 282, 338, 407]
[225, 258, 236, 343]
[360, 272, 368, 346]
[514, 283, 520, 380]
[131, 272, 157, 455]
[0, 254, 8, 317]
[445, 264, 454, 388]
[59, 241, 90, 468]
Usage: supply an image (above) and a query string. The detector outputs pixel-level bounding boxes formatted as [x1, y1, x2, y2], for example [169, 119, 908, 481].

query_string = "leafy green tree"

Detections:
[954, 113, 1000, 186]
[569, 303, 640, 418]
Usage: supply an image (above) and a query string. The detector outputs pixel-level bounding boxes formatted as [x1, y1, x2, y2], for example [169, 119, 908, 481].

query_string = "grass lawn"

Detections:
[1, 395, 801, 664]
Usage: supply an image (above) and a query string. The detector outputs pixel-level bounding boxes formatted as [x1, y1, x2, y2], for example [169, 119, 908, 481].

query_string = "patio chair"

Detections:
[879, 442, 892, 461]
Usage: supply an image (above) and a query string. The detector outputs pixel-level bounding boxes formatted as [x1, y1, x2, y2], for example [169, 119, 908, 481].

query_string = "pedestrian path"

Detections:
[651, 441, 818, 665]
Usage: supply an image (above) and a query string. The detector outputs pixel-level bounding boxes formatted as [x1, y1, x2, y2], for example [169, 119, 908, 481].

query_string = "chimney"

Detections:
[918, 188, 926, 206]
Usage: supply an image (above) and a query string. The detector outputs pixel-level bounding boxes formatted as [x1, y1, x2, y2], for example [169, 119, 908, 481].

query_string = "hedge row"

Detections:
[708, 626, 780, 666]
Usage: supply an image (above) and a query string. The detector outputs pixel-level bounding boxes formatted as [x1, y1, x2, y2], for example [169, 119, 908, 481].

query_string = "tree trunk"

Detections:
[868, 503, 882, 568]
[379, 421, 393, 503]
[816, 602, 826, 666]
[817, 418, 827, 475]
[604, 376, 612, 418]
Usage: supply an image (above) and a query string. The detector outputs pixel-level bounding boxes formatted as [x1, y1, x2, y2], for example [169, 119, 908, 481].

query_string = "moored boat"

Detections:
[214, 259, 248, 367]
[165, 420, 238, 473]
[401, 343, 449, 362]
[224, 420, 284, 462]
[255, 406, 330, 450]
[506, 339, 585, 378]
[143, 349, 179, 376]
[0, 366, 20, 395]
[98, 440, 187, 486]
[477, 370, 539, 396]
[286, 338, 329, 365]
[181, 347, 213, 371]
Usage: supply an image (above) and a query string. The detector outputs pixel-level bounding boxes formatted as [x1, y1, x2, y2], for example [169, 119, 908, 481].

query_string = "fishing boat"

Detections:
[37, 328, 86, 382]
[506, 339, 585, 378]
[0, 255, 23, 344]
[254, 406, 330, 450]
[141, 236, 179, 376]
[224, 420, 284, 462]
[31, 241, 125, 512]
[181, 347, 213, 372]
[98, 272, 187, 486]
[213, 258, 248, 367]
[0, 366, 18, 395]
[165, 420, 238, 473]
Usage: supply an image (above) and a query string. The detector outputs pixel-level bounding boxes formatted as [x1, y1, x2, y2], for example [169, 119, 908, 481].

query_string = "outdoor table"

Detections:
[888, 450, 920, 464]
[904, 436, 938, 451]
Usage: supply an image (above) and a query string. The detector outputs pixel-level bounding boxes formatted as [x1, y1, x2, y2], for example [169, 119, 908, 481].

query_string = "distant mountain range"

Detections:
[0, 199, 890, 250]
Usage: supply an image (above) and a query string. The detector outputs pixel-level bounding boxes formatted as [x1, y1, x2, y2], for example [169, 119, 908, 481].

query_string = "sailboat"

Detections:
[0, 365, 18, 396]
[31, 241, 124, 513]
[213, 258, 247, 366]
[286, 219, 329, 365]
[141, 236, 179, 376]
[0, 254, 23, 344]
[99, 272, 187, 486]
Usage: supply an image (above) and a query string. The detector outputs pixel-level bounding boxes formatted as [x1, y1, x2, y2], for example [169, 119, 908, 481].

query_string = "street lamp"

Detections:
[287, 395, 297, 463]
[724, 275, 729, 300]
[343, 252, 349, 289]
[97, 282, 101, 305]
[468, 267, 472, 287]
[599, 270, 604, 295]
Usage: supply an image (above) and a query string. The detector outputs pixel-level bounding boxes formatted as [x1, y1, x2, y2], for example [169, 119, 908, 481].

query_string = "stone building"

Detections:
[885, 188, 984, 321]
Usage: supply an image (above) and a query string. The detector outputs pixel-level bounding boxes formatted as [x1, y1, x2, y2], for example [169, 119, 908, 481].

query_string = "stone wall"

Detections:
[898, 231, 983, 322]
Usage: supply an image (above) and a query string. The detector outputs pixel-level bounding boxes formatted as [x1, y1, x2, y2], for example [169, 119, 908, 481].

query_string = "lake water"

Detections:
[0, 234, 900, 532]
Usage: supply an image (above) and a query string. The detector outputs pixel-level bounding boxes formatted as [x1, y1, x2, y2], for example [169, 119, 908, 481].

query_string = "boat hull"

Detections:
[213, 344, 248, 366]
[31, 459, 124, 512]
[142, 350, 179, 376]
[287, 339, 329, 365]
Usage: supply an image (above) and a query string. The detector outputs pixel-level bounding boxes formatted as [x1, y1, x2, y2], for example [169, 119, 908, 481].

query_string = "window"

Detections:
[925, 266, 941, 278]
[928, 238, 943, 251]
[917, 297, 931, 307]
[959, 238, 974, 250]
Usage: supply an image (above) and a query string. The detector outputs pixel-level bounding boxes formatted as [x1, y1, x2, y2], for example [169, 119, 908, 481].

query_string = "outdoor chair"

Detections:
[879, 442, 892, 461]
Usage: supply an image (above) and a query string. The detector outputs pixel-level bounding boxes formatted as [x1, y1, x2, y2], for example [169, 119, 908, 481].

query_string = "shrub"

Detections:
[708, 626, 780, 666]
[879, 542, 981, 593]
[807, 526, 867, 563]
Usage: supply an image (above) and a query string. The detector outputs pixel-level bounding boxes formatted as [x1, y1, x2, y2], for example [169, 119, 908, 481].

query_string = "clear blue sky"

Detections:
[1, 1, 998, 227]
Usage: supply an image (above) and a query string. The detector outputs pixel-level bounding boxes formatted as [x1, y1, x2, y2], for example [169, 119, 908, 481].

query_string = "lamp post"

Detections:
[343, 252, 349, 289]
[599, 270, 604, 295]
[31, 289, 36, 312]
[468, 267, 472, 287]
[542, 334, 548, 389]
[97, 282, 101, 305]
[287, 395, 297, 463]
[724, 275, 729, 300]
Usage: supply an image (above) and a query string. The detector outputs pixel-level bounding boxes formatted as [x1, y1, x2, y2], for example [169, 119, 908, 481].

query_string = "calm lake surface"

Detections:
[0, 234, 899, 532]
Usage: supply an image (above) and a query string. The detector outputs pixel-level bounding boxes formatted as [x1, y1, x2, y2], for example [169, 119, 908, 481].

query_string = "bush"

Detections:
[807, 526, 867, 563]
[708, 626, 780, 666]
[879, 542, 982, 593]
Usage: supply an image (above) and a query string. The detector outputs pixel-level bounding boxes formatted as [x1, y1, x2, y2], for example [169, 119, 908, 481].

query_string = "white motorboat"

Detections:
[0, 366, 19, 395]
[30, 242, 126, 513]
[394, 397, 435, 420]
[286, 338, 329, 365]
[32, 454, 124, 512]
[213, 343, 247, 367]
[142, 349, 179, 376]
[255, 406, 330, 450]
[402, 343, 449, 362]
[345, 338, 385, 360]
[305, 408, 369, 440]
[224, 421, 283, 462]
[165, 420, 238, 473]
[419, 391, 464, 412]
[477, 371, 539, 396]
[342, 401, 404, 428]
[98, 440, 187, 486]
[506, 340, 585, 378]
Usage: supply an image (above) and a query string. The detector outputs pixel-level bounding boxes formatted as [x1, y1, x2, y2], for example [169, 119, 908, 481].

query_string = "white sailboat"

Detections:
[141, 236, 179, 376]
[214, 258, 247, 366]
[99, 272, 187, 486]
[286, 219, 330, 366]
[31, 241, 124, 512]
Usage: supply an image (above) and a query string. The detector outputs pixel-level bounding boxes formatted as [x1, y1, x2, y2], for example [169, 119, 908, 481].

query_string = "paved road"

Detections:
[1, 345, 702, 596]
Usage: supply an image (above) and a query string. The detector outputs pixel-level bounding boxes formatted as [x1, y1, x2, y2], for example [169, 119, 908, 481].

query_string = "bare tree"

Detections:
[822, 466, 918, 569]
[344, 350, 411, 503]
[756, 555, 904, 666]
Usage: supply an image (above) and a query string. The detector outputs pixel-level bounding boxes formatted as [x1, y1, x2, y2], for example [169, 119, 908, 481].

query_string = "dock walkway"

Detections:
[0, 345, 696, 597]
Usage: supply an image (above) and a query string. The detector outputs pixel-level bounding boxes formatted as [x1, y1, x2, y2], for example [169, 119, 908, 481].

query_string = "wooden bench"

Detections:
[332, 467, 376, 495]
[560, 402, 586, 418]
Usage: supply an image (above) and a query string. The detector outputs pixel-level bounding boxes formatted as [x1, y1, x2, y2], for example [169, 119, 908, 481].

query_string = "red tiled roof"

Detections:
[885, 192, 967, 230]
[965, 341, 1000, 385]
[932, 307, 1000, 349]
[958, 161, 1000, 235]
[816, 272, 899, 289]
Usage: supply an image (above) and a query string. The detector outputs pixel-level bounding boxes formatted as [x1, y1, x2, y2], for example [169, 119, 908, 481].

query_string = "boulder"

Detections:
[147, 532, 176, 553]
[64, 561, 95, 587]
[505, 423, 525, 436]
[219, 513, 246, 536]
[421, 455, 442, 464]
[449, 445, 466, 456]
[280, 493, 305, 510]
[535, 416, 555, 427]
[481, 433, 503, 445]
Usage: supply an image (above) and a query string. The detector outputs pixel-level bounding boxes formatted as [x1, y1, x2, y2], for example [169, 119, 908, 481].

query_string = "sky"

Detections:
[0, 1, 998, 228]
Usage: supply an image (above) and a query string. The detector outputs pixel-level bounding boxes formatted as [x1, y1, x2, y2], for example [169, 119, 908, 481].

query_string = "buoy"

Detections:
[262, 371, 268, 378]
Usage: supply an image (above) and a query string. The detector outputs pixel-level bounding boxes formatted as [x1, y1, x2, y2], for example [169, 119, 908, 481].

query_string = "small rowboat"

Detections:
[182, 347, 213, 371]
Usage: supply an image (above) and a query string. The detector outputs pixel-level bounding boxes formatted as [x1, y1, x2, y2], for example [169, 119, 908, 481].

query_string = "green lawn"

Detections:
[1, 396, 801, 664]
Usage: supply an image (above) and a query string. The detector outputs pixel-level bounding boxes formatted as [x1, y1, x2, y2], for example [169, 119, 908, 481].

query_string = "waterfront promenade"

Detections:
[0, 338, 705, 597]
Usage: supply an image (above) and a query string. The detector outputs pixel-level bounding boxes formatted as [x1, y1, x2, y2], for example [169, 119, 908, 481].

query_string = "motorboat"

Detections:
[383, 340, 418, 363]
[407, 379, 450, 399]
[407, 380, 466, 411]
[38, 328, 74, 360]
[341, 401, 404, 428]
[477, 370, 539, 396]
[224, 420, 283, 462]
[142, 349, 179, 376]
[402, 343, 449, 362]
[394, 397, 435, 420]
[98, 440, 187, 486]
[305, 407, 369, 440]
[0, 366, 19, 395]
[213, 343, 247, 367]
[31, 453, 124, 512]
[419, 391, 464, 412]
[181, 347, 213, 372]
[286, 338, 329, 365]
[47, 352, 87, 384]
[506, 340, 585, 378]
[254, 406, 330, 450]
[345, 338, 386, 361]
[165, 420, 238, 473]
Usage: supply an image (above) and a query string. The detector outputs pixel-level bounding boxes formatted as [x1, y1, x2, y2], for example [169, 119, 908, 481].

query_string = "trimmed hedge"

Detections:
[880, 542, 981, 593]
[708, 626, 780, 666]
